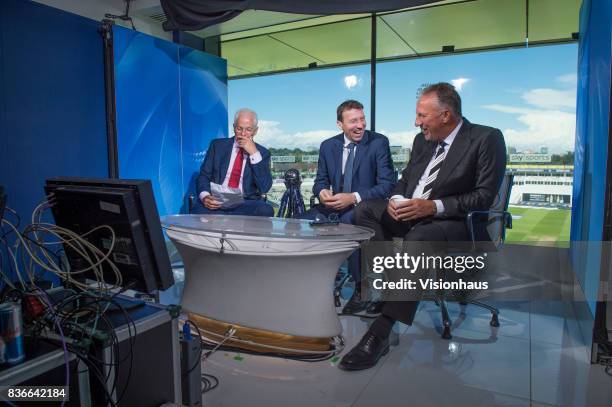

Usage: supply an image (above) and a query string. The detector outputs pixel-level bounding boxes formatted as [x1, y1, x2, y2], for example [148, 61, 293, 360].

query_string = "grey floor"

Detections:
[192, 298, 612, 407]
[158, 266, 612, 407]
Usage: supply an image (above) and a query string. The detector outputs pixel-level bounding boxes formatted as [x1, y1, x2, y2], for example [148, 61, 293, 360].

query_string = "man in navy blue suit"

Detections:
[308, 100, 396, 314]
[194, 108, 274, 216]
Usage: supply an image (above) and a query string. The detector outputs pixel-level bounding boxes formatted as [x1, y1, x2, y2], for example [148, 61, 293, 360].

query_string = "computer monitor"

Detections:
[44, 177, 174, 294]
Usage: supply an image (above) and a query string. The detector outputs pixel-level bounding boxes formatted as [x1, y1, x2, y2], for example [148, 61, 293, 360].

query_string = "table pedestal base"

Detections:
[170, 234, 354, 338]
[188, 313, 333, 354]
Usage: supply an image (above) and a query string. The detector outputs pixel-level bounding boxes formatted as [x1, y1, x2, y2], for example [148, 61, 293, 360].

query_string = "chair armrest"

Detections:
[188, 194, 196, 213]
[466, 210, 513, 249]
[310, 194, 318, 208]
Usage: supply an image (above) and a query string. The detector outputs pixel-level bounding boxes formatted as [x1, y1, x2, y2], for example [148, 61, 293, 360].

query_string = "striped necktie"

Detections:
[420, 141, 447, 199]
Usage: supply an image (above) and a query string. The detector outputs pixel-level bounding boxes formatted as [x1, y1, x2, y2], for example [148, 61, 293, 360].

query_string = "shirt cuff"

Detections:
[199, 191, 210, 201]
[353, 192, 361, 204]
[390, 195, 404, 201]
[249, 150, 262, 164]
[434, 199, 445, 216]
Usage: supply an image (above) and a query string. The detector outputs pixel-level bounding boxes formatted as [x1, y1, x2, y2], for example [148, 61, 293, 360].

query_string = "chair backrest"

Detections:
[486, 173, 514, 248]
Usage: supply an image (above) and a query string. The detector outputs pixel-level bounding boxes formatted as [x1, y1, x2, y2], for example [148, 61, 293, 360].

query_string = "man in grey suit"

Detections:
[339, 82, 507, 371]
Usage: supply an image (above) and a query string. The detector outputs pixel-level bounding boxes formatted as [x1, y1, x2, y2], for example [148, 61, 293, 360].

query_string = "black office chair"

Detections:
[424, 173, 514, 339]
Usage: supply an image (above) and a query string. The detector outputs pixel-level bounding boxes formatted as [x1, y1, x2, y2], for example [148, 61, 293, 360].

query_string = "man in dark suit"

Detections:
[307, 100, 396, 314]
[194, 108, 273, 216]
[339, 83, 507, 370]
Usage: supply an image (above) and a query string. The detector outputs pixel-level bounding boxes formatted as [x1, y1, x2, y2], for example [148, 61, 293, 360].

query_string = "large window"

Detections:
[229, 44, 577, 245]
[376, 44, 577, 245]
[228, 64, 371, 206]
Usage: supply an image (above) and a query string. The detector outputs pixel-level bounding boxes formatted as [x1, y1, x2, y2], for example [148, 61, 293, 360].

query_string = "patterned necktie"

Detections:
[420, 141, 447, 199]
[228, 148, 244, 188]
[343, 142, 356, 193]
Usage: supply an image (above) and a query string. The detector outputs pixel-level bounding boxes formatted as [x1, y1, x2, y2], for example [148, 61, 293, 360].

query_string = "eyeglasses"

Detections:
[234, 126, 256, 134]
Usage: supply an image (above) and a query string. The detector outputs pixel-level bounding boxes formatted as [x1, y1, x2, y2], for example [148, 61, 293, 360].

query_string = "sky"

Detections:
[228, 43, 578, 154]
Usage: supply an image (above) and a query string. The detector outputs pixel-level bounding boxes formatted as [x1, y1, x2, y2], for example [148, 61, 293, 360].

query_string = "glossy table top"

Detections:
[162, 214, 374, 242]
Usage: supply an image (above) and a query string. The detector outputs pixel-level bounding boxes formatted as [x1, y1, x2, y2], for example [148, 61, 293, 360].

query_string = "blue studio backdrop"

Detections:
[571, 0, 612, 316]
[0, 0, 108, 221]
[0, 0, 228, 288]
[113, 26, 228, 216]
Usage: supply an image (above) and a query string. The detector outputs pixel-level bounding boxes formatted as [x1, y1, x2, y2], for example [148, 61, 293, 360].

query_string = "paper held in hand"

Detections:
[210, 182, 244, 209]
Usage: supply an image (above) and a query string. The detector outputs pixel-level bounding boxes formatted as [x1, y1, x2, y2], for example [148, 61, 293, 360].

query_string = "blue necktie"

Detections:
[343, 142, 356, 193]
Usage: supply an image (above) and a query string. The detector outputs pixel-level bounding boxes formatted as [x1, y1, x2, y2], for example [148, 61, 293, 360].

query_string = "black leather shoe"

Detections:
[365, 300, 383, 317]
[341, 290, 368, 314]
[338, 330, 390, 371]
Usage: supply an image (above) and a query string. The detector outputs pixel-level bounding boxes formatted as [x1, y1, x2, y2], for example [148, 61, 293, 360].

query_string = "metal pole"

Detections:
[99, 20, 119, 178]
[370, 13, 377, 132]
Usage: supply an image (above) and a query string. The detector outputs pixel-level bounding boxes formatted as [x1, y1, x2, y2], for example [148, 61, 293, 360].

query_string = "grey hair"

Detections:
[233, 108, 258, 127]
[420, 82, 462, 117]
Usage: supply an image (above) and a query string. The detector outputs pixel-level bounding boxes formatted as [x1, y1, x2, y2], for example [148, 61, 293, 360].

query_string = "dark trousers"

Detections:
[192, 199, 274, 217]
[301, 205, 360, 283]
[355, 199, 469, 325]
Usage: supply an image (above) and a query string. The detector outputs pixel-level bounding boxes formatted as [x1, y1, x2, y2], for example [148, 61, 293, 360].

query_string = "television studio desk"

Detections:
[162, 214, 374, 354]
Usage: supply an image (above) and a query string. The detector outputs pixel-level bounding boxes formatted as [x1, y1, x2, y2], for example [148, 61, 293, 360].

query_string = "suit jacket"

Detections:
[313, 130, 396, 201]
[394, 119, 507, 240]
[196, 137, 272, 200]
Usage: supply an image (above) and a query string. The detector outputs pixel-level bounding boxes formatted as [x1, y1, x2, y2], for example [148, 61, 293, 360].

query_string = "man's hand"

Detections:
[236, 136, 258, 155]
[202, 195, 221, 210]
[318, 189, 333, 205]
[387, 198, 436, 221]
[323, 193, 356, 211]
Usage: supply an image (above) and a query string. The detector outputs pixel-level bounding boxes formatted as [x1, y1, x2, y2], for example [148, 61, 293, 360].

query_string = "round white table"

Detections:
[162, 214, 374, 339]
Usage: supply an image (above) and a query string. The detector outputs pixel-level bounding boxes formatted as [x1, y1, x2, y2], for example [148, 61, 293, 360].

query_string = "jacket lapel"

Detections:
[433, 120, 471, 192]
[352, 130, 370, 174]
[405, 141, 435, 196]
[331, 134, 344, 193]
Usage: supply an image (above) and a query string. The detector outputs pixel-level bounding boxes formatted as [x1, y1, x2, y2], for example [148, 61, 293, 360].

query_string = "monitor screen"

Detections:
[44, 177, 174, 293]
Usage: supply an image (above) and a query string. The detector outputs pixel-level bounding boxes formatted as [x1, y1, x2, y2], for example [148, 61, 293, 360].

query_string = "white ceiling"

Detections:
[32, 0, 171, 40]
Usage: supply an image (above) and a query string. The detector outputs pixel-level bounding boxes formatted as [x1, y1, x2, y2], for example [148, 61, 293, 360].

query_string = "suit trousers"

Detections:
[355, 199, 469, 325]
[192, 199, 274, 217]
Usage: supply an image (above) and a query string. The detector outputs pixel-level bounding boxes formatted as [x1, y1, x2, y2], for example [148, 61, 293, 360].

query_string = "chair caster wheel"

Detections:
[490, 313, 500, 327]
[442, 327, 452, 340]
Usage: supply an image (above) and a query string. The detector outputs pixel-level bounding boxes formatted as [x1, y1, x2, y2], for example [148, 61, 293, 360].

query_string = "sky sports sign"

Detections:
[509, 154, 552, 163]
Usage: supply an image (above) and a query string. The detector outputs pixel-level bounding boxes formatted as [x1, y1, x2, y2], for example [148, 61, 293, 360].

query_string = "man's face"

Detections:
[337, 108, 366, 143]
[233, 113, 258, 141]
[414, 93, 449, 142]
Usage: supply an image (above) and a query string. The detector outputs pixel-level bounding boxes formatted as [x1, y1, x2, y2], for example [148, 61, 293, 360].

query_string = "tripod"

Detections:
[277, 169, 306, 218]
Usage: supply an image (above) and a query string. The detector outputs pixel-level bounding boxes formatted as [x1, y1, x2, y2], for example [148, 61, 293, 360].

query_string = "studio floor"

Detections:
[193, 299, 612, 407]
